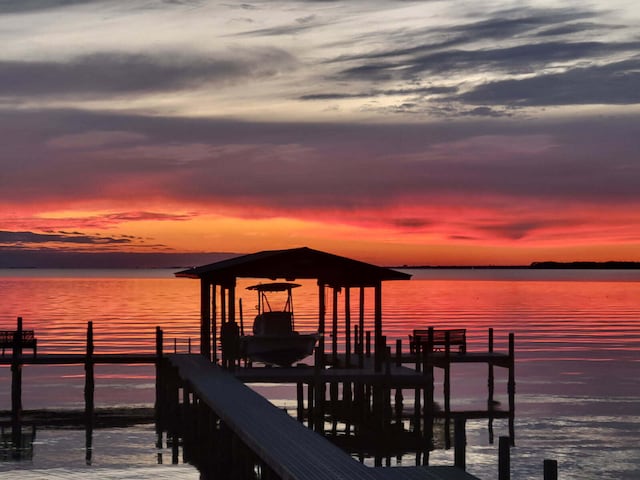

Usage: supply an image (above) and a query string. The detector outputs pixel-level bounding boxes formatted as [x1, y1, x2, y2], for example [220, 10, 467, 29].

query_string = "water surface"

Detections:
[1, 268, 638, 479]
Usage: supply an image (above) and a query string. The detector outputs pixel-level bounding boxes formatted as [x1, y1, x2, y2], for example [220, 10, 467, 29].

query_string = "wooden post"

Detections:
[444, 331, 451, 448]
[307, 382, 314, 429]
[332, 287, 339, 365]
[228, 282, 237, 368]
[345, 287, 351, 367]
[365, 331, 371, 357]
[374, 282, 382, 373]
[499, 436, 511, 480]
[85, 321, 95, 420]
[220, 287, 226, 366]
[313, 346, 324, 433]
[454, 417, 466, 470]
[200, 280, 211, 359]
[384, 342, 391, 375]
[212, 284, 217, 363]
[488, 327, 495, 406]
[318, 282, 326, 362]
[508, 332, 515, 444]
[359, 287, 365, 359]
[543, 459, 558, 480]
[424, 337, 434, 465]
[296, 382, 304, 423]
[395, 339, 402, 367]
[413, 342, 421, 436]
[11, 317, 23, 429]
[155, 326, 163, 419]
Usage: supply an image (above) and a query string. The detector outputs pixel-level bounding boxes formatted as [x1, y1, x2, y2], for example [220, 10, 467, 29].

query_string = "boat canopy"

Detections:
[247, 282, 301, 292]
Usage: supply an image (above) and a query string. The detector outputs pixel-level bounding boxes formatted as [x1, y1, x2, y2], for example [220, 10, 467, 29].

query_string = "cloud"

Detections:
[299, 86, 457, 100]
[1, 108, 639, 216]
[0, 50, 297, 98]
[460, 58, 640, 106]
[0, 230, 133, 245]
[338, 41, 640, 80]
[305, 6, 638, 112]
[0, 0, 98, 13]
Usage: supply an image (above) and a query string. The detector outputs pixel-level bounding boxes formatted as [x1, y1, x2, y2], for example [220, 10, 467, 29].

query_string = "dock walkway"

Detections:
[167, 354, 480, 480]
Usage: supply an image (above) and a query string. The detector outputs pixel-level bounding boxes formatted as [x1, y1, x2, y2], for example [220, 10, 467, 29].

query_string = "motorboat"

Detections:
[240, 282, 318, 366]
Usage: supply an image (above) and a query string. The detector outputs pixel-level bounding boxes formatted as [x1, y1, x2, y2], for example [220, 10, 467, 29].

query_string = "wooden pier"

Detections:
[157, 353, 481, 480]
[0, 318, 562, 480]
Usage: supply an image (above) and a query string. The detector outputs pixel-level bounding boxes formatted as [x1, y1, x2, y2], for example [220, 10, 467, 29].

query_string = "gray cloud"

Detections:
[461, 58, 640, 106]
[1, 109, 639, 213]
[0, 230, 132, 245]
[310, 6, 638, 111]
[0, 50, 296, 97]
[299, 86, 457, 100]
[333, 8, 603, 63]
[0, 0, 99, 13]
[339, 41, 640, 80]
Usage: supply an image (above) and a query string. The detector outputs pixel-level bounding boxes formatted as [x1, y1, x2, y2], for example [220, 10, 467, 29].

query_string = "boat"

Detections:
[240, 282, 319, 366]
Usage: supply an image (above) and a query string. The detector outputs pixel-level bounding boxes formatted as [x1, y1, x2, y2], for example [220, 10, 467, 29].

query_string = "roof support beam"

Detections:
[200, 279, 211, 359]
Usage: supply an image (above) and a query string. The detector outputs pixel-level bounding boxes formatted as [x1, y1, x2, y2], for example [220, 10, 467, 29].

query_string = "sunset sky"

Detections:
[1, 0, 639, 267]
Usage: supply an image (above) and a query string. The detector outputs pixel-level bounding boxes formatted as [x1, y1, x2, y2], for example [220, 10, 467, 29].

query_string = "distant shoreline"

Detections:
[392, 261, 640, 270]
[1, 261, 640, 270]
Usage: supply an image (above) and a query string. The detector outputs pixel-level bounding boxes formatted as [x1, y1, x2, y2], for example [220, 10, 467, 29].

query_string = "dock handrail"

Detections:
[409, 328, 466, 354]
[0, 329, 37, 357]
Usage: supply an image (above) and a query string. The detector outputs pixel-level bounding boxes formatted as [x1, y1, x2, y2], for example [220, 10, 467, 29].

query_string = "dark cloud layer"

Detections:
[0, 0, 95, 13]
[0, 230, 132, 245]
[0, 50, 296, 97]
[1, 109, 639, 215]
[305, 6, 640, 111]
[461, 58, 640, 105]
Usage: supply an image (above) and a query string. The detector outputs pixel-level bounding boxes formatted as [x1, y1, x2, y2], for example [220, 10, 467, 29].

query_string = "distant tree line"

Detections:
[530, 261, 640, 269]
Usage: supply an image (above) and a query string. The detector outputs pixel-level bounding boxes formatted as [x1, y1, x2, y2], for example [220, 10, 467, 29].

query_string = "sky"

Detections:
[1, 0, 639, 267]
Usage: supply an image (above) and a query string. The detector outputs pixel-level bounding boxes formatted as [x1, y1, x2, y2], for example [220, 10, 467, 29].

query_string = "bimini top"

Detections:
[175, 247, 411, 287]
[247, 282, 301, 292]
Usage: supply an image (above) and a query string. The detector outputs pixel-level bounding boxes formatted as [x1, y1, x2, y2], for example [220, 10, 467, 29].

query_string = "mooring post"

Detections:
[444, 330, 452, 449]
[11, 317, 23, 439]
[498, 435, 511, 480]
[155, 326, 164, 424]
[365, 331, 371, 358]
[345, 287, 351, 367]
[508, 332, 516, 444]
[543, 459, 558, 480]
[84, 321, 95, 420]
[423, 339, 434, 465]
[488, 327, 495, 405]
[395, 339, 402, 367]
[454, 417, 466, 470]
[332, 287, 339, 366]
[296, 382, 304, 423]
[313, 346, 324, 433]
[413, 342, 422, 436]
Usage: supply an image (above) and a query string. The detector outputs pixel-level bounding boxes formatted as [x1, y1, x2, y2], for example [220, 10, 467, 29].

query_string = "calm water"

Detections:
[1, 268, 639, 479]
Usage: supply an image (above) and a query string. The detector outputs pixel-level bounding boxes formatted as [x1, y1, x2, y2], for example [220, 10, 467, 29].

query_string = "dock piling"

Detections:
[454, 417, 466, 471]
[499, 435, 511, 480]
[543, 459, 558, 480]
[11, 317, 23, 428]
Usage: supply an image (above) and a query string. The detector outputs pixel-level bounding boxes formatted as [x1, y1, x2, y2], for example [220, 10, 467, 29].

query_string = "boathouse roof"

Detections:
[175, 247, 410, 287]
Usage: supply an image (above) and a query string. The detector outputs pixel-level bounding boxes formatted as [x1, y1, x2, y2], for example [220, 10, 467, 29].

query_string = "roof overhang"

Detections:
[175, 247, 411, 287]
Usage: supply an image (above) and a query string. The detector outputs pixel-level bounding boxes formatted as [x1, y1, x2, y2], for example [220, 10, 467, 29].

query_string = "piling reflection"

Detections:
[0, 423, 35, 461]
[156, 407, 511, 478]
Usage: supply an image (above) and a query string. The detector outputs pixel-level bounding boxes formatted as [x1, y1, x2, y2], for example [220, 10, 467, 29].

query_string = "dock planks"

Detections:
[167, 354, 480, 480]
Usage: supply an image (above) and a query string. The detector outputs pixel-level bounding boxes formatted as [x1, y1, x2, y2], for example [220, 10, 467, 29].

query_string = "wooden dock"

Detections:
[159, 353, 481, 480]
[0, 318, 563, 479]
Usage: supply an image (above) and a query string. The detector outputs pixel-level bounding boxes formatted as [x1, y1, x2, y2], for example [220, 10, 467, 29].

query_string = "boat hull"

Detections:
[241, 334, 318, 366]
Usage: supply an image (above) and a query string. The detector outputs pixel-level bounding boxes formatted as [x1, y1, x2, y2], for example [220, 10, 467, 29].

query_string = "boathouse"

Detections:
[175, 246, 411, 370]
